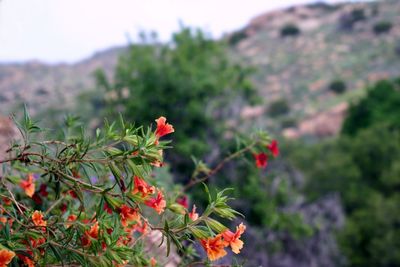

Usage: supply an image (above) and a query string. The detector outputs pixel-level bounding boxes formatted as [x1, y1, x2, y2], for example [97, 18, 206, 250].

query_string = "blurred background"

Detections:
[1, 0, 400, 266]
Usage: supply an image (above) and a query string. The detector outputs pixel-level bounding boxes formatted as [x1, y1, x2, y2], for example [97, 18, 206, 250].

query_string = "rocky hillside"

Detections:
[232, 0, 400, 137]
[1, 0, 399, 137]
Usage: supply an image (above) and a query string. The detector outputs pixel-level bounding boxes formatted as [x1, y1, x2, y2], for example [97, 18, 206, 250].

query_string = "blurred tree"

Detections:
[94, 27, 256, 179]
[291, 79, 400, 267]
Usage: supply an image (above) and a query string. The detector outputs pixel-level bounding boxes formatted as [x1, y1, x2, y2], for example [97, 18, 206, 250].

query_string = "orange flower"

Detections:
[18, 254, 34, 267]
[145, 190, 166, 214]
[150, 257, 157, 267]
[32, 211, 46, 227]
[200, 234, 227, 261]
[221, 223, 246, 254]
[87, 221, 99, 239]
[254, 152, 268, 168]
[0, 248, 15, 267]
[189, 205, 199, 221]
[133, 219, 148, 235]
[81, 221, 99, 247]
[66, 214, 77, 229]
[119, 205, 140, 227]
[132, 176, 155, 197]
[20, 174, 35, 198]
[155, 117, 174, 139]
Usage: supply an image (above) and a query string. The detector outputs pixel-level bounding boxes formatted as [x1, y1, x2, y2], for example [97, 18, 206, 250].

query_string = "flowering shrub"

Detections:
[0, 111, 278, 266]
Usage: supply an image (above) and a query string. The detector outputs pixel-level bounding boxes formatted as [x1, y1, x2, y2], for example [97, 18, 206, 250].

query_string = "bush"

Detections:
[342, 79, 400, 136]
[268, 99, 290, 117]
[338, 8, 366, 31]
[0, 110, 282, 266]
[373, 21, 392, 35]
[94, 28, 256, 179]
[329, 79, 347, 94]
[228, 28, 248, 46]
[280, 24, 301, 37]
[291, 78, 400, 267]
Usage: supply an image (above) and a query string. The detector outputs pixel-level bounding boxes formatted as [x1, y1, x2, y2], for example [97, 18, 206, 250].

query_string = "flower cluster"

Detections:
[200, 223, 246, 261]
[0, 112, 277, 266]
[254, 139, 280, 168]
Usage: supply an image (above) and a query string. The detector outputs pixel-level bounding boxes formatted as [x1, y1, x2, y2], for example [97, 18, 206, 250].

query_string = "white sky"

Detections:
[0, 0, 347, 64]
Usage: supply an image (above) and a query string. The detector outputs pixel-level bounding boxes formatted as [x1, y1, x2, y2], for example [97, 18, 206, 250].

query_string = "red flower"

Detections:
[2, 197, 11, 206]
[222, 223, 246, 254]
[155, 117, 174, 139]
[32, 193, 42, 205]
[104, 203, 113, 214]
[68, 190, 78, 199]
[267, 140, 279, 157]
[200, 234, 228, 261]
[81, 235, 91, 247]
[60, 203, 68, 213]
[39, 184, 48, 197]
[254, 153, 268, 168]
[65, 214, 77, 228]
[20, 174, 35, 198]
[0, 248, 15, 267]
[119, 205, 140, 227]
[176, 195, 188, 208]
[145, 190, 166, 214]
[132, 176, 155, 197]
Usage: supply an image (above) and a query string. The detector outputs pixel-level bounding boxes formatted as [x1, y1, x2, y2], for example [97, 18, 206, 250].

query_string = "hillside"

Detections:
[232, 0, 400, 136]
[0, 46, 126, 116]
[1, 0, 399, 137]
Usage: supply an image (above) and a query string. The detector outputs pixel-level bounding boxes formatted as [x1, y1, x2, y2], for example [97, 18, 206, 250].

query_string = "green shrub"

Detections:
[339, 8, 366, 31]
[373, 21, 392, 35]
[329, 79, 347, 94]
[94, 28, 256, 178]
[281, 117, 297, 128]
[280, 24, 301, 37]
[228, 28, 248, 46]
[268, 99, 290, 117]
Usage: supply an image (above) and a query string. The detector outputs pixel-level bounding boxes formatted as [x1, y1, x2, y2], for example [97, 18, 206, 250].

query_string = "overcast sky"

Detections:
[0, 0, 350, 64]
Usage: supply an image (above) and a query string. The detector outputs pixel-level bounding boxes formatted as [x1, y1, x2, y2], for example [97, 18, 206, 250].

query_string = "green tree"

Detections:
[95, 28, 255, 179]
[291, 79, 400, 266]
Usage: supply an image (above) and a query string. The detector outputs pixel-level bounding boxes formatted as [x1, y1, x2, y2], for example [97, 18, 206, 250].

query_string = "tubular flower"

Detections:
[222, 223, 246, 254]
[200, 234, 227, 261]
[20, 174, 35, 198]
[18, 253, 34, 267]
[0, 248, 15, 267]
[104, 202, 113, 214]
[87, 221, 99, 239]
[254, 152, 268, 168]
[132, 176, 155, 197]
[150, 257, 157, 267]
[32, 211, 46, 227]
[145, 190, 166, 214]
[119, 205, 140, 227]
[176, 195, 188, 208]
[267, 140, 279, 157]
[155, 116, 174, 139]
[65, 214, 77, 229]
[189, 205, 199, 221]
[38, 184, 48, 197]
